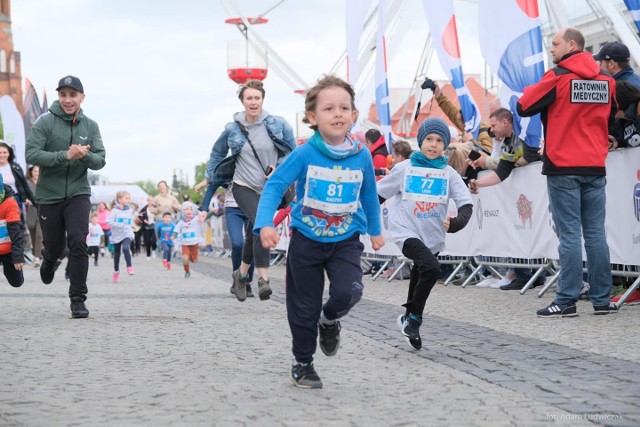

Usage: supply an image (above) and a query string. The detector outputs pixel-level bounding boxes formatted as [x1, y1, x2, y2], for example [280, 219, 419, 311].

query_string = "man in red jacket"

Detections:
[517, 27, 617, 317]
[364, 129, 390, 181]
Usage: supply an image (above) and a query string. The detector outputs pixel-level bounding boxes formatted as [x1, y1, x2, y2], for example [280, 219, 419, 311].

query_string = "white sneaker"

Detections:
[491, 277, 511, 289]
[146, 257, 151, 261]
[476, 277, 498, 288]
[152, 251, 157, 258]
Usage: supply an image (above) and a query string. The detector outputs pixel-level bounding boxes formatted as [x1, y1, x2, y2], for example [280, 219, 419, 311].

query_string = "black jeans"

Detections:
[232, 184, 270, 268]
[286, 231, 364, 364]
[401, 238, 441, 317]
[87, 246, 100, 262]
[39, 195, 91, 302]
[0, 253, 24, 287]
[142, 228, 156, 256]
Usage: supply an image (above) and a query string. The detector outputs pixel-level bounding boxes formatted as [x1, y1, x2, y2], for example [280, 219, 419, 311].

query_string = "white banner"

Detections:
[363, 147, 640, 266]
[0, 95, 27, 171]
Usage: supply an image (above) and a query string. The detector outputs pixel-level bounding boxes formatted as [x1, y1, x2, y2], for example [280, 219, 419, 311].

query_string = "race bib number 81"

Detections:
[403, 166, 449, 204]
[304, 165, 363, 214]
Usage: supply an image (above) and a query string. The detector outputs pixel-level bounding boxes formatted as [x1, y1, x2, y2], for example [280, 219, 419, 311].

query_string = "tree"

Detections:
[134, 180, 159, 196]
[194, 162, 206, 184]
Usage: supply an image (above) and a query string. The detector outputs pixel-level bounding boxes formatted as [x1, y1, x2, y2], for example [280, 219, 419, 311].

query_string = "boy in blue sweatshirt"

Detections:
[254, 75, 384, 389]
[157, 213, 175, 270]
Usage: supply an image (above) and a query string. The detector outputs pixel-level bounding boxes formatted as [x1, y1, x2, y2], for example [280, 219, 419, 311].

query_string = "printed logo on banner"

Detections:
[515, 194, 533, 230]
[382, 205, 389, 230]
[475, 198, 500, 230]
[476, 199, 483, 230]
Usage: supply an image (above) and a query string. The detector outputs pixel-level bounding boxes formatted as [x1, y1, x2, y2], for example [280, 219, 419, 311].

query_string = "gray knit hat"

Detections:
[417, 118, 451, 148]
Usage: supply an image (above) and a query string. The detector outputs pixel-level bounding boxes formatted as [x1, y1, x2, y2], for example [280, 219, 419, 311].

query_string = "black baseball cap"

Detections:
[56, 75, 84, 93]
[593, 41, 630, 62]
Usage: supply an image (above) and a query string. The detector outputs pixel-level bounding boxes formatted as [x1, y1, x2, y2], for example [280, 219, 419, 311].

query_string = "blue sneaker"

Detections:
[397, 314, 422, 350]
[290, 362, 322, 389]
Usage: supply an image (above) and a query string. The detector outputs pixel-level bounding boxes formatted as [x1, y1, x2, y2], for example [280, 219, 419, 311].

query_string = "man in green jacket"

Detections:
[26, 75, 106, 319]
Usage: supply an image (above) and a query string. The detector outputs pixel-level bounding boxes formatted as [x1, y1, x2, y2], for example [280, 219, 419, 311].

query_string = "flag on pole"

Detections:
[624, 0, 640, 33]
[421, 0, 481, 137]
[346, 0, 370, 85]
[375, 0, 393, 151]
[478, 0, 545, 148]
[22, 78, 43, 139]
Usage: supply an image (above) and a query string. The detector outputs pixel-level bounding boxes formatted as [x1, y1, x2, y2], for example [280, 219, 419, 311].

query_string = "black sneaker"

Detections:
[536, 302, 577, 317]
[318, 320, 341, 356]
[70, 301, 89, 319]
[397, 314, 422, 350]
[94, 260, 99, 267]
[40, 259, 61, 285]
[290, 362, 322, 389]
[531, 276, 546, 288]
[593, 303, 618, 315]
[500, 279, 526, 290]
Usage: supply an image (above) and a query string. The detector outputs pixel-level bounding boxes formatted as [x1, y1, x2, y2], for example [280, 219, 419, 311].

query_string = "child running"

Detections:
[158, 212, 175, 270]
[254, 75, 384, 389]
[87, 213, 104, 267]
[107, 191, 135, 282]
[0, 175, 27, 288]
[377, 118, 473, 350]
[172, 202, 202, 278]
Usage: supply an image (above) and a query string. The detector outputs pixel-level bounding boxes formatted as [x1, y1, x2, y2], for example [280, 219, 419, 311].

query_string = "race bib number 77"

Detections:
[403, 166, 449, 204]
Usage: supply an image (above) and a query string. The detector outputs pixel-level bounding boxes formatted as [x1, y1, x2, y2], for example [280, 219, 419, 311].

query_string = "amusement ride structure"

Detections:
[220, 0, 640, 140]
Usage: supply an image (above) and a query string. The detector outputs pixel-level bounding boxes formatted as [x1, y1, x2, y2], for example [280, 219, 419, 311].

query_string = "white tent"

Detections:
[90, 185, 149, 209]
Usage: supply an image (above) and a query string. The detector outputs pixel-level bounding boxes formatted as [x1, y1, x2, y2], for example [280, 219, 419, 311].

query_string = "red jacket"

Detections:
[517, 51, 616, 176]
[368, 136, 389, 181]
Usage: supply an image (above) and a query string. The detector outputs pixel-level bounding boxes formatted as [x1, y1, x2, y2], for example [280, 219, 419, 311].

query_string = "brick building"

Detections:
[0, 0, 22, 114]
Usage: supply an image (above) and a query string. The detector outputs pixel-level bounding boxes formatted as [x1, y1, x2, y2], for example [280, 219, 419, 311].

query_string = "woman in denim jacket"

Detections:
[197, 80, 296, 302]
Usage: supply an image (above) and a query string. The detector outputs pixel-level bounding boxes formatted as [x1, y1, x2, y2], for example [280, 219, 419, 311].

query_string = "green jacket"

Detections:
[25, 101, 106, 204]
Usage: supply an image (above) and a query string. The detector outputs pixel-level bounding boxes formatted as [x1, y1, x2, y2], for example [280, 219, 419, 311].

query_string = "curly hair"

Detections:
[302, 75, 357, 131]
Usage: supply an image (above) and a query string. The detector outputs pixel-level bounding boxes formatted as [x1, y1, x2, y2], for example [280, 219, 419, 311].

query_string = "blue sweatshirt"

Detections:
[158, 222, 175, 246]
[253, 135, 381, 243]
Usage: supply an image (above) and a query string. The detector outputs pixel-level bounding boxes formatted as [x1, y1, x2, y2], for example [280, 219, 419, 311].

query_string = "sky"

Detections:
[8, 0, 576, 185]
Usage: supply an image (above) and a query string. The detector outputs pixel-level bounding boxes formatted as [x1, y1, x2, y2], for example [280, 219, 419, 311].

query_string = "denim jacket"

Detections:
[204, 114, 296, 193]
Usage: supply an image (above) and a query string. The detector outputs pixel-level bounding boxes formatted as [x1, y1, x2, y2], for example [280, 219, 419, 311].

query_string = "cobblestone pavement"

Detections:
[1, 254, 638, 426]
